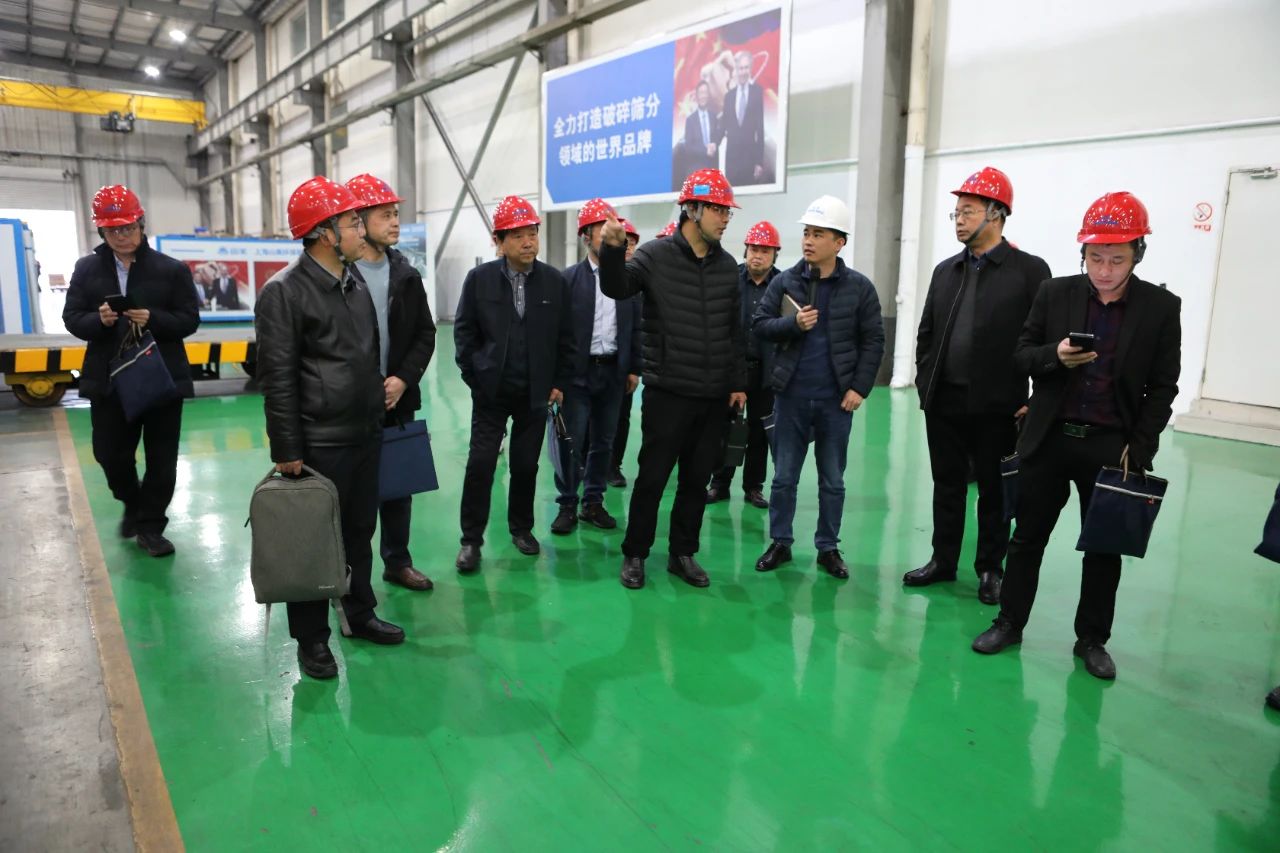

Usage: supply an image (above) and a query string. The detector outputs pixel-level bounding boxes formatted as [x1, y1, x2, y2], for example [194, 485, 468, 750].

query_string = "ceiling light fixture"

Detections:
[169, 29, 187, 43]
[143, 65, 160, 78]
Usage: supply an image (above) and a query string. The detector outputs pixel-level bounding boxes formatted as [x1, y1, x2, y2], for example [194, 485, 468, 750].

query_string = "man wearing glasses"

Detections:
[599, 168, 748, 590]
[63, 185, 200, 558]
[905, 167, 1051, 605]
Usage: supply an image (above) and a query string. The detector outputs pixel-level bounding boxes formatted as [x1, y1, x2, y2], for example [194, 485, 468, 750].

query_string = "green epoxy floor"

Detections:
[66, 336, 1280, 851]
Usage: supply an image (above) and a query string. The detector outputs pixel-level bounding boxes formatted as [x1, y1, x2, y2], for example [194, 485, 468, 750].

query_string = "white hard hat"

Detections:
[798, 195, 851, 233]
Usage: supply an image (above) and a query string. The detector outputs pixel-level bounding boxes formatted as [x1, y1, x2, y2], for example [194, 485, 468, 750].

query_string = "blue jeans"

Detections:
[768, 395, 853, 551]
[553, 361, 626, 507]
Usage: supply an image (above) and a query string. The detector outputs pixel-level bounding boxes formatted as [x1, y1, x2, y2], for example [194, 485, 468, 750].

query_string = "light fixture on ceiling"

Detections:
[169, 29, 187, 43]
[143, 65, 160, 78]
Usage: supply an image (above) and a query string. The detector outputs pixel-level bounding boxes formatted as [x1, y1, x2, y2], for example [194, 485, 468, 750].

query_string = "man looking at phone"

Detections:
[905, 167, 1050, 604]
[63, 185, 200, 557]
[971, 191, 1182, 681]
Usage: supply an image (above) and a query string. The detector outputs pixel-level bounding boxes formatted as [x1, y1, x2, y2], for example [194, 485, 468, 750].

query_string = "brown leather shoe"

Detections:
[382, 565, 433, 591]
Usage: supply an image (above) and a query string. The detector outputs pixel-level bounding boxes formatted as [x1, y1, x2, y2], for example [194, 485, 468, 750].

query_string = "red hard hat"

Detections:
[657, 221, 677, 238]
[345, 173, 403, 209]
[287, 176, 362, 240]
[677, 168, 739, 208]
[1077, 191, 1152, 244]
[577, 198, 617, 233]
[619, 218, 639, 239]
[492, 195, 541, 233]
[951, 166, 1014, 214]
[744, 220, 781, 249]
[92, 185, 144, 227]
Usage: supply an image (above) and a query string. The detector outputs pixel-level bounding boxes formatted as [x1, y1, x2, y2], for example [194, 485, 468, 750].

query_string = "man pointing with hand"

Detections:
[598, 168, 748, 590]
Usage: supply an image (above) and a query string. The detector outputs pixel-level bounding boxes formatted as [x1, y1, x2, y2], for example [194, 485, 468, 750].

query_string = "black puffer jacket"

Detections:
[63, 240, 201, 399]
[599, 225, 747, 398]
[255, 252, 384, 462]
[753, 258, 885, 397]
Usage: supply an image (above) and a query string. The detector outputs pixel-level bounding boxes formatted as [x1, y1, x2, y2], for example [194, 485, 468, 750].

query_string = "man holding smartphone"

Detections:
[63, 185, 200, 558]
[905, 167, 1051, 604]
[971, 191, 1182, 681]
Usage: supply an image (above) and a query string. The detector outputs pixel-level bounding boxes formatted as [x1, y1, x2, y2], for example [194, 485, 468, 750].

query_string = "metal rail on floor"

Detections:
[0, 329, 257, 407]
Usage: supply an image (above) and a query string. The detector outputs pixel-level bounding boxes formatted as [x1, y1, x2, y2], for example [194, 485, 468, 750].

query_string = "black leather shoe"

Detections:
[512, 532, 540, 555]
[620, 556, 645, 589]
[382, 565, 433, 591]
[817, 549, 849, 579]
[902, 559, 957, 587]
[977, 570, 1002, 605]
[119, 515, 137, 538]
[344, 616, 405, 645]
[1073, 640, 1116, 680]
[297, 642, 338, 679]
[1266, 686, 1280, 712]
[668, 555, 710, 587]
[743, 489, 768, 509]
[550, 506, 578, 535]
[607, 468, 627, 488]
[456, 544, 481, 574]
[705, 486, 728, 504]
[579, 502, 618, 529]
[755, 541, 792, 572]
[972, 617, 1022, 654]
[136, 532, 175, 557]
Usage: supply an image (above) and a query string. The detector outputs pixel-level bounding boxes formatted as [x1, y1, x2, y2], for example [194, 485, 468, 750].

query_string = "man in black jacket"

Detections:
[346, 174, 437, 592]
[752, 196, 884, 580]
[63, 184, 200, 558]
[599, 168, 747, 590]
[256, 176, 405, 680]
[683, 81, 721, 174]
[707, 220, 782, 509]
[453, 195, 576, 573]
[551, 198, 641, 535]
[905, 167, 1051, 604]
[972, 192, 1181, 681]
[720, 51, 766, 186]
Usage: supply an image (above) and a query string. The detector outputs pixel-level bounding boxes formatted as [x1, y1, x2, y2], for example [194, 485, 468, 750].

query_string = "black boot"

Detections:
[297, 642, 338, 679]
[667, 555, 710, 587]
[1073, 640, 1117, 680]
[755, 541, 792, 572]
[977, 570, 1002, 605]
[620, 556, 645, 589]
[972, 617, 1022, 654]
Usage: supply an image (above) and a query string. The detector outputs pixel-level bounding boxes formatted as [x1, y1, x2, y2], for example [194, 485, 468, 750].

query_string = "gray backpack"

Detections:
[248, 465, 349, 607]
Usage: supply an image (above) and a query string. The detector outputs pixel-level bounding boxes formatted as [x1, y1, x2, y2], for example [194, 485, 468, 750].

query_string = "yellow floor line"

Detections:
[53, 408, 184, 852]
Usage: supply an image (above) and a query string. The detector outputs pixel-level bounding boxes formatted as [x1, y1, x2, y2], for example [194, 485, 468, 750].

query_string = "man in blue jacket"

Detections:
[752, 196, 885, 579]
[454, 196, 576, 573]
[551, 198, 641, 534]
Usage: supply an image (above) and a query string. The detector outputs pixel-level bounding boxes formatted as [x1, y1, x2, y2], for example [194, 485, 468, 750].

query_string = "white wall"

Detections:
[906, 0, 1280, 414]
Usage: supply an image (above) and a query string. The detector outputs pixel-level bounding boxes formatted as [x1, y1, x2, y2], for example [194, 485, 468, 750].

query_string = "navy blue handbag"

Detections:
[722, 407, 749, 468]
[1256, 483, 1280, 564]
[378, 418, 438, 502]
[108, 324, 180, 422]
[546, 402, 577, 493]
[1076, 449, 1168, 558]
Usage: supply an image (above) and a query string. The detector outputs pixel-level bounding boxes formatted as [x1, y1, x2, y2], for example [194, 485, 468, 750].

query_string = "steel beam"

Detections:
[92, 0, 255, 32]
[193, 0, 642, 186]
[0, 19, 221, 70]
[193, 0, 444, 151]
[0, 53, 201, 95]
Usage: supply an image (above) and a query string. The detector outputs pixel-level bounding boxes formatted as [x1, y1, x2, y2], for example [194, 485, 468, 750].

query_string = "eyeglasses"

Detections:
[703, 204, 733, 220]
[103, 223, 141, 237]
[948, 208, 984, 222]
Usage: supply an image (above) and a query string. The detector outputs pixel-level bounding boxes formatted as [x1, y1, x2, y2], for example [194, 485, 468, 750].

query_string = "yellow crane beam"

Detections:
[0, 78, 206, 129]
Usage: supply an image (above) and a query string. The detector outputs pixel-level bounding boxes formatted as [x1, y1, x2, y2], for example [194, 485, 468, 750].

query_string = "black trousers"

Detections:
[998, 427, 1127, 643]
[611, 389, 634, 470]
[924, 384, 1017, 575]
[622, 386, 726, 559]
[459, 386, 546, 546]
[286, 436, 382, 644]
[89, 393, 183, 535]
[711, 361, 773, 492]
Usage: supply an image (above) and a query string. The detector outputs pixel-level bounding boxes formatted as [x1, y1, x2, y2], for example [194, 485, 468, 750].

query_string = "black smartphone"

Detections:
[104, 293, 135, 313]
[1068, 332, 1096, 352]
